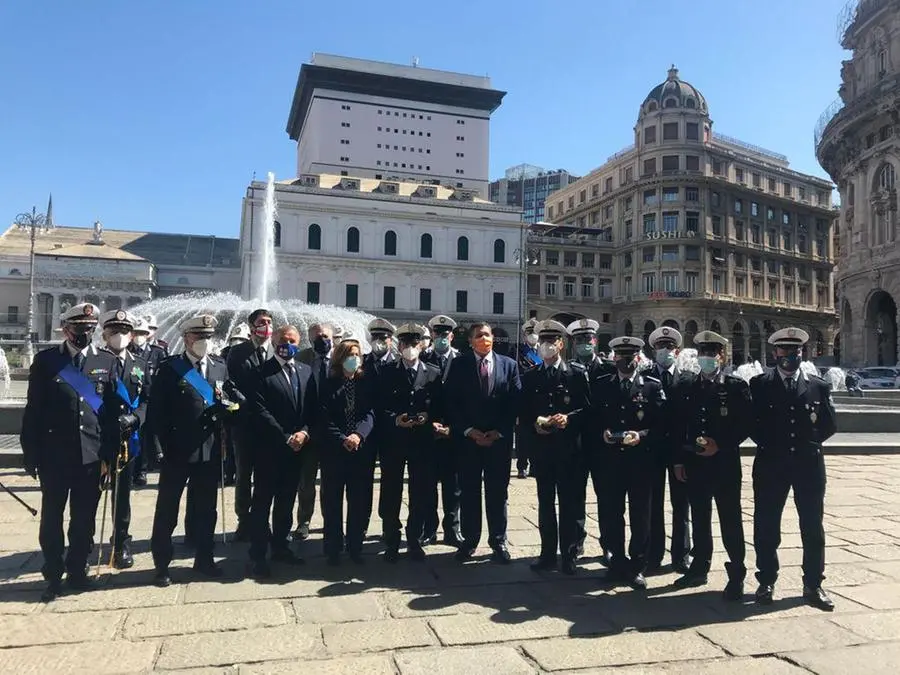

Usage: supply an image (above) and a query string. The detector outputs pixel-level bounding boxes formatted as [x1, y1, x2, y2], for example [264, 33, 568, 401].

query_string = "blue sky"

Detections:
[1, 0, 849, 237]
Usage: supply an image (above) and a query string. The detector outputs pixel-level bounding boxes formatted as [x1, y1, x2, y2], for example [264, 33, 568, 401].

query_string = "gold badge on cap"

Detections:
[623, 337, 631, 344]
[115, 310, 126, 321]
[579, 319, 588, 328]
[788, 328, 796, 337]
[203, 316, 213, 327]
[662, 328, 670, 336]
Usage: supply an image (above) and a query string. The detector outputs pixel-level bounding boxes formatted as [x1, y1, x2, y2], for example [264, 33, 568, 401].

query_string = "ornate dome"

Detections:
[641, 66, 708, 114]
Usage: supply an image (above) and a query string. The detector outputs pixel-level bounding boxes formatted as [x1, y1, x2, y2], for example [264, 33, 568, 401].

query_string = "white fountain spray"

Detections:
[258, 172, 278, 304]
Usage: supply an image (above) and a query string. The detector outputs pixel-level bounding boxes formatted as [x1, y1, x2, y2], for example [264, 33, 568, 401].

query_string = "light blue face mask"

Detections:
[576, 343, 595, 360]
[343, 355, 361, 373]
[655, 348, 675, 368]
[434, 336, 451, 353]
[698, 356, 718, 374]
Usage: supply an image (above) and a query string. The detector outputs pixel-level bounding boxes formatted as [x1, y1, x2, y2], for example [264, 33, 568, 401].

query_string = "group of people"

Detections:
[20, 302, 837, 613]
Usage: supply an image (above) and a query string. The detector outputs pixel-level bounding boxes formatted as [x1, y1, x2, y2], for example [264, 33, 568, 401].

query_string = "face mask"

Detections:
[67, 326, 93, 350]
[434, 336, 450, 354]
[616, 357, 635, 374]
[107, 333, 131, 352]
[253, 324, 273, 340]
[538, 343, 559, 360]
[371, 339, 388, 357]
[474, 336, 493, 354]
[778, 353, 801, 373]
[276, 342, 299, 360]
[401, 346, 420, 361]
[525, 334, 538, 347]
[576, 343, 595, 361]
[132, 334, 148, 348]
[343, 355, 361, 373]
[655, 348, 675, 368]
[191, 338, 210, 358]
[314, 336, 332, 355]
[698, 356, 718, 374]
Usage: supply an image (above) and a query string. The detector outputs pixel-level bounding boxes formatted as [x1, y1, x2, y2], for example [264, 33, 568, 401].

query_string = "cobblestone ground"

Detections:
[2, 456, 900, 674]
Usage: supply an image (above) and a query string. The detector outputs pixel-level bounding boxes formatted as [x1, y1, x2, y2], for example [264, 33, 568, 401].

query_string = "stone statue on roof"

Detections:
[92, 220, 103, 243]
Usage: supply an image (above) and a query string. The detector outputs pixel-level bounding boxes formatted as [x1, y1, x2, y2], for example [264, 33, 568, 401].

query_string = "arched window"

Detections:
[685, 98, 696, 109]
[664, 97, 678, 108]
[711, 320, 722, 334]
[384, 230, 397, 256]
[493, 239, 506, 263]
[623, 320, 633, 336]
[457, 236, 469, 261]
[647, 101, 658, 112]
[880, 163, 895, 191]
[420, 233, 433, 258]
[273, 221, 282, 248]
[307, 223, 321, 250]
[347, 226, 360, 253]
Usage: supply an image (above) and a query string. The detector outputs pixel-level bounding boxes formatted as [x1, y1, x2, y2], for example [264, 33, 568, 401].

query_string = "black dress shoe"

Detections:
[65, 574, 97, 592]
[384, 548, 400, 564]
[113, 547, 135, 570]
[407, 547, 426, 562]
[272, 550, 305, 566]
[442, 534, 464, 548]
[421, 534, 438, 546]
[723, 579, 745, 601]
[672, 557, 692, 575]
[250, 560, 272, 578]
[629, 573, 648, 590]
[41, 580, 62, 603]
[561, 558, 577, 576]
[599, 549, 612, 567]
[455, 547, 476, 562]
[755, 583, 775, 605]
[293, 523, 310, 541]
[530, 557, 557, 572]
[132, 472, 148, 487]
[673, 572, 708, 588]
[154, 570, 172, 587]
[803, 586, 835, 611]
[193, 561, 223, 578]
[233, 523, 252, 543]
[491, 547, 512, 565]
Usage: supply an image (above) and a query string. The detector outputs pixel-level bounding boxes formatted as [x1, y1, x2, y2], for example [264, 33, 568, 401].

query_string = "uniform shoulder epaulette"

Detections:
[725, 373, 746, 383]
[568, 360, 587, 372]
[643, 374, 661, 383]
[808, 373, 827, 384]
[596, 372, 617, 384]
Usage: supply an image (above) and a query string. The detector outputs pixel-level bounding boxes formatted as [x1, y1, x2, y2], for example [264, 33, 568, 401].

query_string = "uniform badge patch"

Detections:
[720, 407, 728, 417]
[132, 367, 144, 379]
[636, 410, 644, 421]
[811, 411, 818, 423]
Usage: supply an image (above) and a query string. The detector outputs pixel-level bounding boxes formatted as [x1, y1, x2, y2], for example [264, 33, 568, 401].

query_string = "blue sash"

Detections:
[168, 357, 215, 407]
[53, 350, 104, 414]
[525, 348, 542, 367]
[115, 378, 142, 458]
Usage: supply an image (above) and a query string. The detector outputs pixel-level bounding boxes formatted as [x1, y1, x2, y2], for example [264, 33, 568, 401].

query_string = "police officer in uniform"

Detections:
[670, 331, 750, 599]
[422, 314, 462, 546]
[647, 326, 691, 574]
[129, 317, 168, 487]
[521, 320, 590, 575]
[220, 322, 251, 486]
[515, 318, 542, 479]
[21, 303, 121, 602]
[148, 315, 240, 586]
[365, 318, 398, 539]
[378, 323, 443, 561]
[145, 314, 169, 353]
[365, 318, 397, 369]
[567, 318, 612, 565]
[750, 328, 837, 611]
[99, 310, 151, 569]
[589, 336, 666, 589]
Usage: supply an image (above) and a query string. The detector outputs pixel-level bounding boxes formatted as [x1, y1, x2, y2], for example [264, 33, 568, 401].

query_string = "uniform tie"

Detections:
[620, 378, 630, 394]
[117, 358, 126, 380]
[408, 366, 417, 386]
[479, 357, 490, 396]
[785, 376, 797, 394]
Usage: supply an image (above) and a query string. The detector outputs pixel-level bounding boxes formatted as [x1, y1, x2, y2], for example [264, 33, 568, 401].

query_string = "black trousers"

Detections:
[424, 437, 461, 541]
[578, 450, 609, 552]
[753, 451, 827, 588]
[110, 460, 135, 549]
[320, 444, 374, 557]
[38, 462, 102, 581]
[686, 453, 746, 580]
[295, 443, 321, 529]
[532, 445, 583, 562]
[233, 428, 255, 525]
[151, 460, 219, 570]
[132, 448, 146, 478]
[515, 426, 530, 472]
[249, 448, 303, 561]
[649, 451, 692, 565]
[380, 436, 434, 550]
[600, 446, 653, 577]
[458, 438, 511, 550]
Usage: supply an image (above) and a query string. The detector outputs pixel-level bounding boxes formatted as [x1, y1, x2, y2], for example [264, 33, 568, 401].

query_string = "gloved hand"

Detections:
[118, 413, 139, 433]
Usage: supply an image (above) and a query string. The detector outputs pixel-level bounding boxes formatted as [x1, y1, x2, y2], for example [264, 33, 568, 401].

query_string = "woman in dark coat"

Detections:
[318, 336, 376, 565]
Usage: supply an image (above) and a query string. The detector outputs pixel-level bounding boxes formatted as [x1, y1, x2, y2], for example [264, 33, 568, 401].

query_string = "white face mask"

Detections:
[538, 343, 559, 360]
[401, 346, 420, 362]
[107, 333, 131, 352]
[132, 334, 148, 347]
[525, 334, 539, 347]
[190, 338, 210, 358]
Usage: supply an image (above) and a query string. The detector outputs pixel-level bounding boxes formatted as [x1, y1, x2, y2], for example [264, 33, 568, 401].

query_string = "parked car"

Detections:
[856, 367, 900, 389]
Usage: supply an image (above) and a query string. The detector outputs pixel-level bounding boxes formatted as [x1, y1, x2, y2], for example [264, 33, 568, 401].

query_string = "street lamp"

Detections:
[513, 222, 541, 363]
[14, 206, 51, 367]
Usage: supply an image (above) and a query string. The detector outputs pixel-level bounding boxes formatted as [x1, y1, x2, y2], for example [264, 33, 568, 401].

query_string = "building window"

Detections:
[752, 173, 761, 187]
[782, 211, 791, 225]
[663, 187, 679, 202]
[686, 212, 700, 233]
[582, 253, 595, 268]
[346, 284, 359, 307]
[384, 230, 397, 256]
[306, 282, 320, 304]
[456, 290, 468, 313]
[642, 247, 655, 263]
[419, 288, 432, 311]
[662, 212, 678, 232]
[686, 122, 699, 140]
[685, 245, 700, 261]
[625, 166, 634, 183]
[752, 224, 761, 243]
[643, 189, 657, 206]
[661, 245, 678, 262]
[662, 272, 678, 291]
[751, 202, 759, 217]
[643, 158, 657, 175]
[662, 155, 679, 171]
[564, 252, 578, 268]
[564, 277, 576, 297]
[581, 278, 594, 298]
[643, 213, 656, 234]
[685, 186, 699, 201]
[546, 250, 559, 266]
[735, 220, 745, 240]
[685, 155, 700, 171]
[783, 182, 792, 197]
[545, 276, 558, 296]
[457, 236, 469, 261]
[769, 282, 778, 301]
[767, 207, 775, 221]
[685, 272, 698, 293]
[493, 239, 506, 263]
[644, 126, 657, 144]
[735, 277, 745, 297]
[605, 177, 613, 193]
[492, 292, 504, 314]
[663, 122, 679, 140]
[880, 163, 896, 190]
[712, 216, 722, 236]
[783, 231, 792, 250]
[734, 199, 743, 214]
[735, 168, 744, 183]
[711, 192, 720, 207]
[712, 160, 723, 175]
[642, 273, 655, 293]
[753, 279, 762, 298]
[382, 286, 396, 309]
[346, 226, 360, 253]
[768, 177, 776, 191]
[273, 221, 282, 247]
[420, 233, 433, 258]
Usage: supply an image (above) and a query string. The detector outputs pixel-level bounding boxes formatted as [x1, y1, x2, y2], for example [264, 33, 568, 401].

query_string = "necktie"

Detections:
[479, 358, 490, 396]
[196, 359, 204, 379]
[286, 363, 299, 404]
[117, 359, 125, 380]
[439, 355, 447, 371]
[258, 347, 266, 365]
[408, 366, 417, 386]
[621, 378, 630, 394]
[785, 376, 796, 394]
[74, 352, 85, 370]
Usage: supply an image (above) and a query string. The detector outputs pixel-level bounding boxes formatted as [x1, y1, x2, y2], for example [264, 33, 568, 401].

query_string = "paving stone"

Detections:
[322, 617, 435, 653]
[428, 611, 614, 645]
[776, 546, 868, 566]
[395, 645, 535, 675]
[826, 516, 900, 531]
[240, 655, 396, 674]
[522, 630, 724, 670]
[862, 560, 900, 581]
[183, 577, 335, 603]
[292, 593, 386, 623]
[0, 610, 123, 647]
[0, 640, 159, 674]
[49, 583, 180, 612]
[831, 611, 900, 641]
[125, 599, 287, 638]
[384, 583, 546, 618]
[552, 656, 807, 674]
[697, 617, 864, 656]
[831, 582, 900, 609]
[156, 625, 323, 669]
[0, 592, 41, 615]
[829, 529, 900, 546]
[846, 543, 900, 560]
[787, 642, 900, 675]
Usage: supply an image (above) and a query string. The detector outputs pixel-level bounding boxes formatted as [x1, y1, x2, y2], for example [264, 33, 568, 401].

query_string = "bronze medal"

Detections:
[636, 410, 644, 421]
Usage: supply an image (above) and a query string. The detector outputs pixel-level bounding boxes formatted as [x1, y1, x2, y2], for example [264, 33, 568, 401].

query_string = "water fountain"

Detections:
[0, 346, 10, 400]
[257, 172, 278, 305]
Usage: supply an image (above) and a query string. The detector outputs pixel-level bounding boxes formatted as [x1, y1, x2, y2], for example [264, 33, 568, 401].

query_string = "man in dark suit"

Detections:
[149, 315, 240, 586]
[129, 316, 168, 487]
[750, 327, 837, 611]
[21, 303, 122, 602]
[445, 321, 522, 563]
[247, 325, 317, 577]
[219, 322, 251, 486]
[226, 308, 274, 540]
[378, 323, 443, 562]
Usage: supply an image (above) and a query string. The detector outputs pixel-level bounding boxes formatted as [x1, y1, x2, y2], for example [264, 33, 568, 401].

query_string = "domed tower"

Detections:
[634, 65, 712, 153]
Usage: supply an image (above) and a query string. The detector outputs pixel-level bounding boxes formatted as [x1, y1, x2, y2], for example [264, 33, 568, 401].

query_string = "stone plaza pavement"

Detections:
[3, 457, 900, 674]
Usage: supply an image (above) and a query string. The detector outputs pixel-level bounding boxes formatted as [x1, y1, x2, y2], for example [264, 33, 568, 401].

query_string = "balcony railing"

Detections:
[814, 98, 846, 148]
[839, 0, 890, 44]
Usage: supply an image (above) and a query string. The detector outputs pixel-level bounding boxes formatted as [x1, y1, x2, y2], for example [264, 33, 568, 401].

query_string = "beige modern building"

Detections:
[532, 66, 838, 363]
[816, 0, 900, 367]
